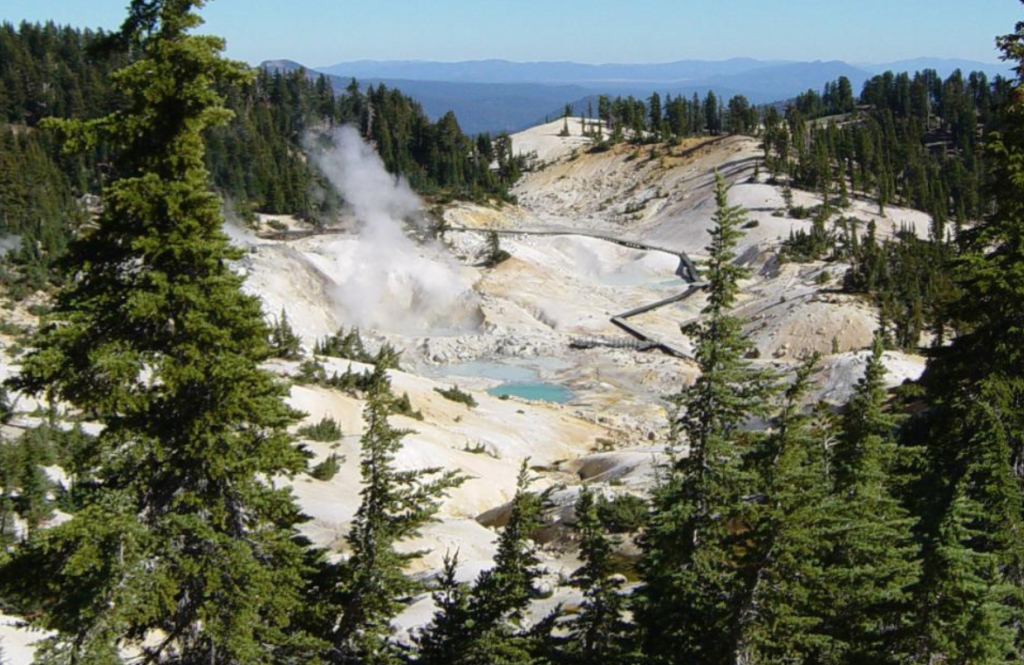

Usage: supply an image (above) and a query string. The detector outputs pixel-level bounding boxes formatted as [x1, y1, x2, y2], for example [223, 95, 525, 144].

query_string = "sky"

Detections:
[1, 0, 1016, 67]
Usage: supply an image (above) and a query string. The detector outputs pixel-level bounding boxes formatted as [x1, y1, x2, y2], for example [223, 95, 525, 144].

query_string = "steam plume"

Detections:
[307, 126, 481, 334]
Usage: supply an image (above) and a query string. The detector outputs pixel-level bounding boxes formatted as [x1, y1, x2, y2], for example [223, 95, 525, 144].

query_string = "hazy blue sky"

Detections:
[1, 0, 1015, 67]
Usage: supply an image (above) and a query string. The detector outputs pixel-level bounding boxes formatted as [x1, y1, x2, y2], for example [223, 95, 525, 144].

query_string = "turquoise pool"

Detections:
[486, 382, 575, 404]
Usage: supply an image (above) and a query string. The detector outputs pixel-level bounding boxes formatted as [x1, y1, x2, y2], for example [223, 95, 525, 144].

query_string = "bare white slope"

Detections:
[0, 615, 45, 665]
[510, 117, 595, 164]
[505, 133, 933, 257]
[273, 356, 615, 566]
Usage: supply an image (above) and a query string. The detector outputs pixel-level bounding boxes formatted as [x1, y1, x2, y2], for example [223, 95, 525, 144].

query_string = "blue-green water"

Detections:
[487, 382, 575, 404]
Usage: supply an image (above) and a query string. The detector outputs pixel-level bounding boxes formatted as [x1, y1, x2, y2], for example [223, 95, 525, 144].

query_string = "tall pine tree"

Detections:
[635, 173, 778, 665]
[736, 358, 834, 663]
[1, 2, 317, 663]
[330, 347, 462, 665]
[821, 338, 920, 664]
[562, 486, 631, 665]
[909, 4, 1024, 659]
[415, 462, 548, 665]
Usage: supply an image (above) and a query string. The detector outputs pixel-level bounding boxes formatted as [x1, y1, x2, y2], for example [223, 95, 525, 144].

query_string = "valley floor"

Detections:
[0, 118, 932, 659]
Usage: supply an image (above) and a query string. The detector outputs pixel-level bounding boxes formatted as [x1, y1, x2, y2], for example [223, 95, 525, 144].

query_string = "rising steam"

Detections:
[306, 126, 481, 334]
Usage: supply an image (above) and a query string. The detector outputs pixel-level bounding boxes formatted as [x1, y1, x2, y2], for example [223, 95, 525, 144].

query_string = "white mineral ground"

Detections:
[0, 117, 930, 658]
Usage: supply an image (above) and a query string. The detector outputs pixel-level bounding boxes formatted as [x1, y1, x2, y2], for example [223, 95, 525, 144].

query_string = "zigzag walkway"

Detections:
[453, 226, 707, 359]
[608, 282, 707, 359]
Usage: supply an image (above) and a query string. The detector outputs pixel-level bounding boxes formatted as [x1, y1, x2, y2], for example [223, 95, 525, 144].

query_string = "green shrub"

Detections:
[297, 360, 373, 395]
[310, 453, 342, 481]
[313, 327, 374, 363]
[434, 385, 478, 408]
[461, 442, 496, 458]
[393, 392, 424, 421]
[297, 416, 343, 442]
[597, 493, 649, 533]
[789, 205, 813, 219]
[624, 200, 647, 215]
[0, 320, 26, 336]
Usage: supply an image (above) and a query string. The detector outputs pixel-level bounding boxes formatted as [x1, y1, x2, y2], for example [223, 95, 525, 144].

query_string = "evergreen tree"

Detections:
[917, 480, 1017, 662]
[12, 443, 53, 538]
[908, 7, 1024, 659]
[415, 463, 547, 665]
[648, 92, 663, 138]
[833, 337, 899, 485]
[0, 3, 318, 663]
[704, 91, 720, 134]
[314, 327, 373, 363]
[736, 358, 834, 663]
[0, 438, 15, 547]
[331, 347, 462, 664]
[0, 383, 10, 424]
[635, 174, 778, 665]
[821, 338, 920, 663]
[562, 486, 630, 665]
[413, 553, 474, 665]
[484, 230, 511, 267]
[269, 307, 303, 359]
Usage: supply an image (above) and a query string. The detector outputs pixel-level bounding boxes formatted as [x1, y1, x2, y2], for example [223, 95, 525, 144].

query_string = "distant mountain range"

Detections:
[314, 57, 789, 85]
[314, 57, 1007, 86]
[262, 57, 1009, 135]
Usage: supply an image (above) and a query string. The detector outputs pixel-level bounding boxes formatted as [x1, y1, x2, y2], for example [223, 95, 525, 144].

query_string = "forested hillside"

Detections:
[765, 69, 1011, 225]
[0, 21, 522, 292]
[568, 90, 760, 143]
[765, 68, 1011, 355]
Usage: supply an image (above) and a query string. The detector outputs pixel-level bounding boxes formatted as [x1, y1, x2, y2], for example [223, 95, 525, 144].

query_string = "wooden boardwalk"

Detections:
[454, 227, 708, 358]
[609, 283, 707, 359]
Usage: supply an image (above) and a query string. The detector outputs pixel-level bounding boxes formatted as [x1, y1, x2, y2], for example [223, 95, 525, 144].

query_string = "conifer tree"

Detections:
[464, 463, 548, 664]
[269, 307, 303, 359]
[0, 384, 10, 424]
[821, 338, 920, 663]
[0, 387, 10, 546]
[562, 487, 630, 665]
[415, 462, 547, 665]
[704, 91, 720, 134]
[0, 2, 318, 663]
[649, 92, 663, 138]
[331, 347, 462, 664]
[783, 182, 794, 211]
[909, 7, 1024, 658]
[0, 457, 13, 548]
[736, 358, 833, 663]
[13, 445, 53, 538]
[413, 553, 474, 665]
[917, 481, 1017, 662]
[833, 337, 899, 485]
[635, 174, 778, 665]
[484, 230, 512, 268]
